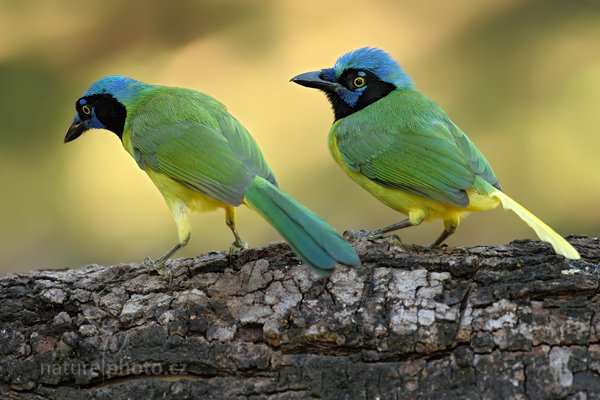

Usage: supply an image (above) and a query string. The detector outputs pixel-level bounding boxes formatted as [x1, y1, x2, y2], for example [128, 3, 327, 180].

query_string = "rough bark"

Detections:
[0, 236, 598, 400]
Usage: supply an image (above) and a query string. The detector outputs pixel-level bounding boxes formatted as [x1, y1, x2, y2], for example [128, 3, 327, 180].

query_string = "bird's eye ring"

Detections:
[353, 76, 366, 88]
[81, 104, 91, 115]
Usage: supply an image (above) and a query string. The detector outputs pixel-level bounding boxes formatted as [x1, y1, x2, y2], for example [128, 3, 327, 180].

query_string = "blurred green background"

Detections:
[1, 0, 599, 274]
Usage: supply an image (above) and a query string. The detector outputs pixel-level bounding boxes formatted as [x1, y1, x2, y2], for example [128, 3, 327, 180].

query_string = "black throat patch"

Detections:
[84, 94, 127, 139]
[328, 70, 397, 121]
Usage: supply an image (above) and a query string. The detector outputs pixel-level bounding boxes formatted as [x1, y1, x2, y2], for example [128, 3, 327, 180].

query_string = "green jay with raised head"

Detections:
[291, 47, 580, 259]
[64, 76, 360, 275]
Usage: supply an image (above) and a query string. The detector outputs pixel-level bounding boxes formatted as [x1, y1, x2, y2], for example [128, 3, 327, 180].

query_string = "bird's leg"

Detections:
[345, 212, 426, 243]
[144, 200, 191, 278]
[225, 208, 248, 255]
[144, 233, 191, 279]
[428, 219, 458, 248]
[344, 219, 413, 243]
[144, 240, 187, 273]
[370, 219, 413, 237]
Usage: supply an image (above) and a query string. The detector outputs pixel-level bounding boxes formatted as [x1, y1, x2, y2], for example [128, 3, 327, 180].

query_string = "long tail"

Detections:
[244, 176, 361, 275]
[491, 189, 580, 259]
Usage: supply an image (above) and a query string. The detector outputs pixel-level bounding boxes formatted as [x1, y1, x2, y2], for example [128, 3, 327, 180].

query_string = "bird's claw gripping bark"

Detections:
[343, 229, 402, 244]
[228, 240, 248, 264]
[143, 257, 172, 281]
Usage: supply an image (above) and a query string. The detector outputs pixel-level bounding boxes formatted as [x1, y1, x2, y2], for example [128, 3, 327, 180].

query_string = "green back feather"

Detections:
[126, 87, 276, 205]
[122, 84, 359, 274]
[334, 90, 500, 207]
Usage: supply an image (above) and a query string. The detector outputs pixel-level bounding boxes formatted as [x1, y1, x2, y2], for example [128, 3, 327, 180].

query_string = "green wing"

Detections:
[128, 88, 276, 206]
[335, 90, 500, 207]
[215, 113, 277, 187]
[444, 121, 500, 191]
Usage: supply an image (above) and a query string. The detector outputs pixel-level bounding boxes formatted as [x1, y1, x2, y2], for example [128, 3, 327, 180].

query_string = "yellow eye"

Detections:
[353, 76, 366, 88]
[81, 104, 91, 115]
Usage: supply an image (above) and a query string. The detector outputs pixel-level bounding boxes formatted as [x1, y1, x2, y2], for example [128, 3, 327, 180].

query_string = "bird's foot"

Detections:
[343, 229, 402, 244]
[373, 234, 403, 244]
[228, 241, 248, 264]
[426, 243, 448, 250]
[343, 229, 373, 239]
[230, 240, 249, 253]
[143, 257, 172, 281]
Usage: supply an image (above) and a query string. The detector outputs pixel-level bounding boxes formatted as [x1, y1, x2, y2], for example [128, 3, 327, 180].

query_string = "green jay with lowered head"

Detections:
[64, 76, 360, 275]
[291, 47, 580, 259]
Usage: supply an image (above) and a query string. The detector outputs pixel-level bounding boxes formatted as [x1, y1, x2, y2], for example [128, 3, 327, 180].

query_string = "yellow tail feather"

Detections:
[491, 189, 580, 259]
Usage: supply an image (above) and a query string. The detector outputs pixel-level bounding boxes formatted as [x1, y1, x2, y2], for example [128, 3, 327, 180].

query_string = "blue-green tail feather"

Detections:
[245, 176, 360, 275]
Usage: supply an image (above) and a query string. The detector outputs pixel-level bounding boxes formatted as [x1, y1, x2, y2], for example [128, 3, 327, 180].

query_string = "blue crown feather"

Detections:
[83, 76, 153, 105]
[333, 47, 414, 90]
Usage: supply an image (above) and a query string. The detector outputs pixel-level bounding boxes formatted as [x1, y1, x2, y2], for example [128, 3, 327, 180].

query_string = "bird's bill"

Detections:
[291, 70, 340, 91]
[64, 117, 87, 143]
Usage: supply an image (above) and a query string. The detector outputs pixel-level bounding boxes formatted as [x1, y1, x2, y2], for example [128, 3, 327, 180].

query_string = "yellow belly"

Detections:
[121, 131, 227, 213]
[145, 168, 226, 213]
[328, 134, 499, 225]
[121, 131, 233, 247]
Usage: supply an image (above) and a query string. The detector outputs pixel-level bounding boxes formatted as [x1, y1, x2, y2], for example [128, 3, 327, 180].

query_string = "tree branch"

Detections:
[1, 236, 598, 399]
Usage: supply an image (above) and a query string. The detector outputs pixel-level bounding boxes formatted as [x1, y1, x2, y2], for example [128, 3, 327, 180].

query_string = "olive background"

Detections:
[1, 0, 598, 273]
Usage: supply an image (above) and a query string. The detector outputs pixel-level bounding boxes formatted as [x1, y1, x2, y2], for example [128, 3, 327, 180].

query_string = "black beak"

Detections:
[64, 118, 87, 143]
[291, 70, 340, 91]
